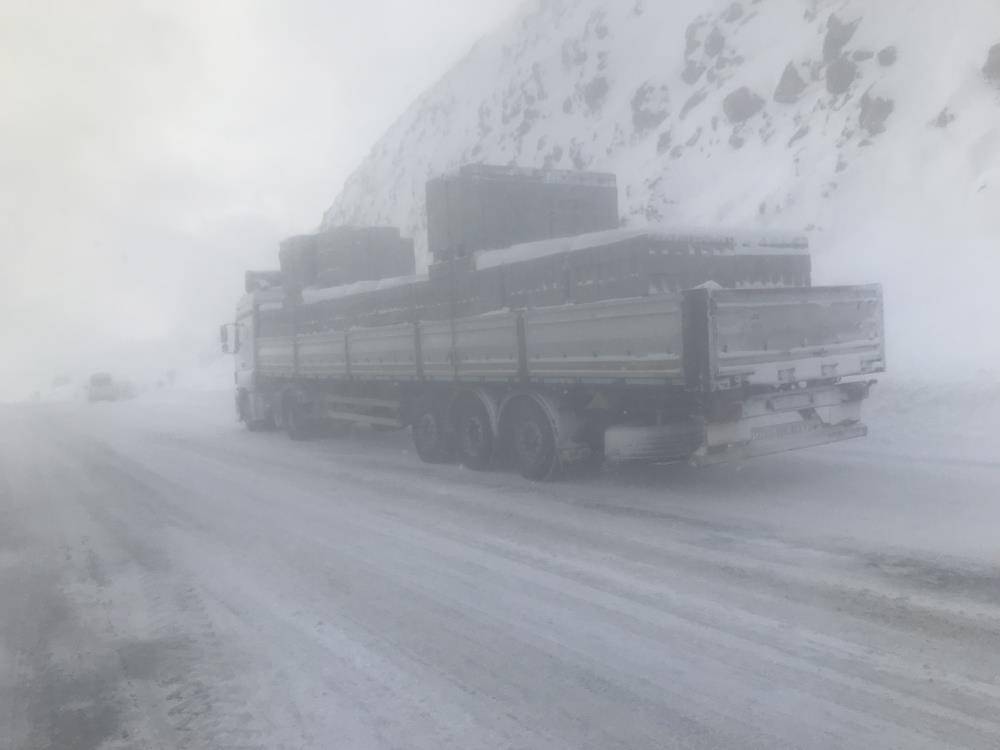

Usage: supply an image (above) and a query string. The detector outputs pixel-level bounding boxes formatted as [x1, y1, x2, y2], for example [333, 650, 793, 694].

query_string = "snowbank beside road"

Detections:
[862, 375, 1000, 465]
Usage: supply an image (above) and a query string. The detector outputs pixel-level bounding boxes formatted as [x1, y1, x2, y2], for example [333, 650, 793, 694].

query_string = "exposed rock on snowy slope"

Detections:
[986, 43, 1000, 86]
[322, 0, 1000, 372]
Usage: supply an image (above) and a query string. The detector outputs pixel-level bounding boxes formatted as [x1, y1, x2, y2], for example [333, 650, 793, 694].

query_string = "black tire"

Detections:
[284, 396, 312, 441]
[510, 400, 558, 480]
[238, 392, 266, 432]
[456, 398, 494, 471]
[411, 400, 454, 463]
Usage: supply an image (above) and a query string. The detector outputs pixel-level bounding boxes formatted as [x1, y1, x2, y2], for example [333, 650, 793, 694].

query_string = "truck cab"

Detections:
[221, 284, 284, 430]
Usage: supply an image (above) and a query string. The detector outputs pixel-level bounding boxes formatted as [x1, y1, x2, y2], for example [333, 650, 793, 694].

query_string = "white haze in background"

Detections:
[0, 0, 518, 401]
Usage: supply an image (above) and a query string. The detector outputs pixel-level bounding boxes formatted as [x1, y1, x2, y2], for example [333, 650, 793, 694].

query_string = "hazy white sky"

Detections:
[0, 0, 520, 399]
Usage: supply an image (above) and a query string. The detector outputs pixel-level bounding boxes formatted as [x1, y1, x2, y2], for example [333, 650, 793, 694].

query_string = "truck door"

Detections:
[235, 308, 256, 391]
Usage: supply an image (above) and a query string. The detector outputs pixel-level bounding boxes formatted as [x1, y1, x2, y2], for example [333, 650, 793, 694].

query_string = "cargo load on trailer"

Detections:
[279, 227, 415, 293]
[426, 164, 620, 262]
[221, 165, 884, 479]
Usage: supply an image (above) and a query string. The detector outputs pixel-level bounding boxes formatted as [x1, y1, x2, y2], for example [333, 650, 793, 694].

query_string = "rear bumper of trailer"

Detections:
[691, 380, 872, 466]
[691, 419, 868, 466]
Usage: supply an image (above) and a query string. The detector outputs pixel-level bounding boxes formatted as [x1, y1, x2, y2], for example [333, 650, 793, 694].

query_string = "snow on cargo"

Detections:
[301, 274, 427, 305]
[474, 227, 810, 271]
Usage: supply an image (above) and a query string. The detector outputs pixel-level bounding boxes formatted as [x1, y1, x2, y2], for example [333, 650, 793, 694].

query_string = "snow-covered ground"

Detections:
[2, 381, 999, 749]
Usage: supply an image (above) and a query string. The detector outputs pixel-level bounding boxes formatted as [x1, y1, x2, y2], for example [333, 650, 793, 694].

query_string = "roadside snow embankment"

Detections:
[861, 375, 1000, 465]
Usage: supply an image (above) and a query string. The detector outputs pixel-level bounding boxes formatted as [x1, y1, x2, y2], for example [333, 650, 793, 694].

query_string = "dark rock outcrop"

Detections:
[878, 46, 898, 66]
[985, 43, 1000, 86]
[583, 76, 610, 111]
[826, 57, 858, 95]
[723, 87, 765, 123]
[788, 125, 810, 147]
[631, 83, 670, 133]
[685, 20, 704, 56]
[705, 27, 726, 57]
[860, 91, 894, 135]
[932, 108, 956, 128]
[680, 89, 708, 119]
[824, 14, 860, 63]
[723, 3, 744, 23]
[656, 130, 672, 154]
[774, 62, 807, 103]
[682, 60, 706, 85]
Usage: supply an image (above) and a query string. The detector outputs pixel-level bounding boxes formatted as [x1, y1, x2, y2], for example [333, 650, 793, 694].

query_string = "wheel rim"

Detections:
[515, 418, 544, 464]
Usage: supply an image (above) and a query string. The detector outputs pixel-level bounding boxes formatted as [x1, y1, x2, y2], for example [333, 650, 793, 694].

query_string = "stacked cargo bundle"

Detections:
[542, 230, 813, 302]
[426, 164, 620, 264]
[427, 227, 812, 317]
[313, 227, 415, 288]
[278, 234, 320, 291]
[244, 270, 284, 294]
[294, 277, 432, 333]
[273, 167, 810, 334]
[280, 227, 415, 291]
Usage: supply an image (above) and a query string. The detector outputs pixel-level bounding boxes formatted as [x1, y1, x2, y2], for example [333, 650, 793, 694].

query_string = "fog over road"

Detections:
[2, 390, 1000, 749]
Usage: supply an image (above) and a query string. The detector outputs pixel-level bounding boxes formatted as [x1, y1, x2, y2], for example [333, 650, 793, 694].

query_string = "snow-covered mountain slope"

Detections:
[322, 0, 1000, 373]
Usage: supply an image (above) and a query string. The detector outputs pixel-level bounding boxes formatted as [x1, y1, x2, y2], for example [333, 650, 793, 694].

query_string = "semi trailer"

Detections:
[222, 166, 885, 479]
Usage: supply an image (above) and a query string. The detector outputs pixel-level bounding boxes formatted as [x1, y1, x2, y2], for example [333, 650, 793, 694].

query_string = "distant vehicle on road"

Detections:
[87, 373, 118, 402]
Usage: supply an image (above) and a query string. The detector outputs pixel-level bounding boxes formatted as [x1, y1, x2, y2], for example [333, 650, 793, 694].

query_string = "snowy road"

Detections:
[2, 389, 1000, 749]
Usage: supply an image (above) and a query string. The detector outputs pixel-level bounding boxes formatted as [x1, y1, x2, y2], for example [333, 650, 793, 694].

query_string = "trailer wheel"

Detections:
[238, 391, 271, 432]
[510, 400, 558, 480]
[456, 398, 494, 471]
[412, 401, 453, 463]
[283, 395, 312, 441]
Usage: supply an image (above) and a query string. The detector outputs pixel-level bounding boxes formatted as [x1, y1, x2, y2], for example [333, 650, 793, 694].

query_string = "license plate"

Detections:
[769, 393, 813, 411]
[751, 420, 817, 441]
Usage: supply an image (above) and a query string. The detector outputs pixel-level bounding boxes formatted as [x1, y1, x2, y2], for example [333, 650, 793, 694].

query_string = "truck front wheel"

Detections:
[238, 391, 271, 432]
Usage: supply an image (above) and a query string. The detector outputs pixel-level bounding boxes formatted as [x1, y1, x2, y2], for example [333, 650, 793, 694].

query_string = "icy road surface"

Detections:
[2, 386, 1000, 749]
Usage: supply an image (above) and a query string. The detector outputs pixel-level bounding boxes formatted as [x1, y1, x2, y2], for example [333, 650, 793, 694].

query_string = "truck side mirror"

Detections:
[220, 324, 230, 354]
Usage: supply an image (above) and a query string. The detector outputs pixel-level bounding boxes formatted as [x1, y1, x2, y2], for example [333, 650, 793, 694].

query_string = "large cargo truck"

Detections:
[222, 167, 884, 479]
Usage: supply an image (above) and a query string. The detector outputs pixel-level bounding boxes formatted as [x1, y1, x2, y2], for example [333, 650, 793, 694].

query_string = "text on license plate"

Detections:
[751, 421, 819, 441]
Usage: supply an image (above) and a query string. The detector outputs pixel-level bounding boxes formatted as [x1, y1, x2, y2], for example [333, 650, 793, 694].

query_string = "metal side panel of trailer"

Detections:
[418, 319, 455, 381]
[522, 296, 686, 384]
[348, 323, 420, 381]
[256, 285, 884, 390]
[453, 312, 521, 381]
[297, 331, 348, 379]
